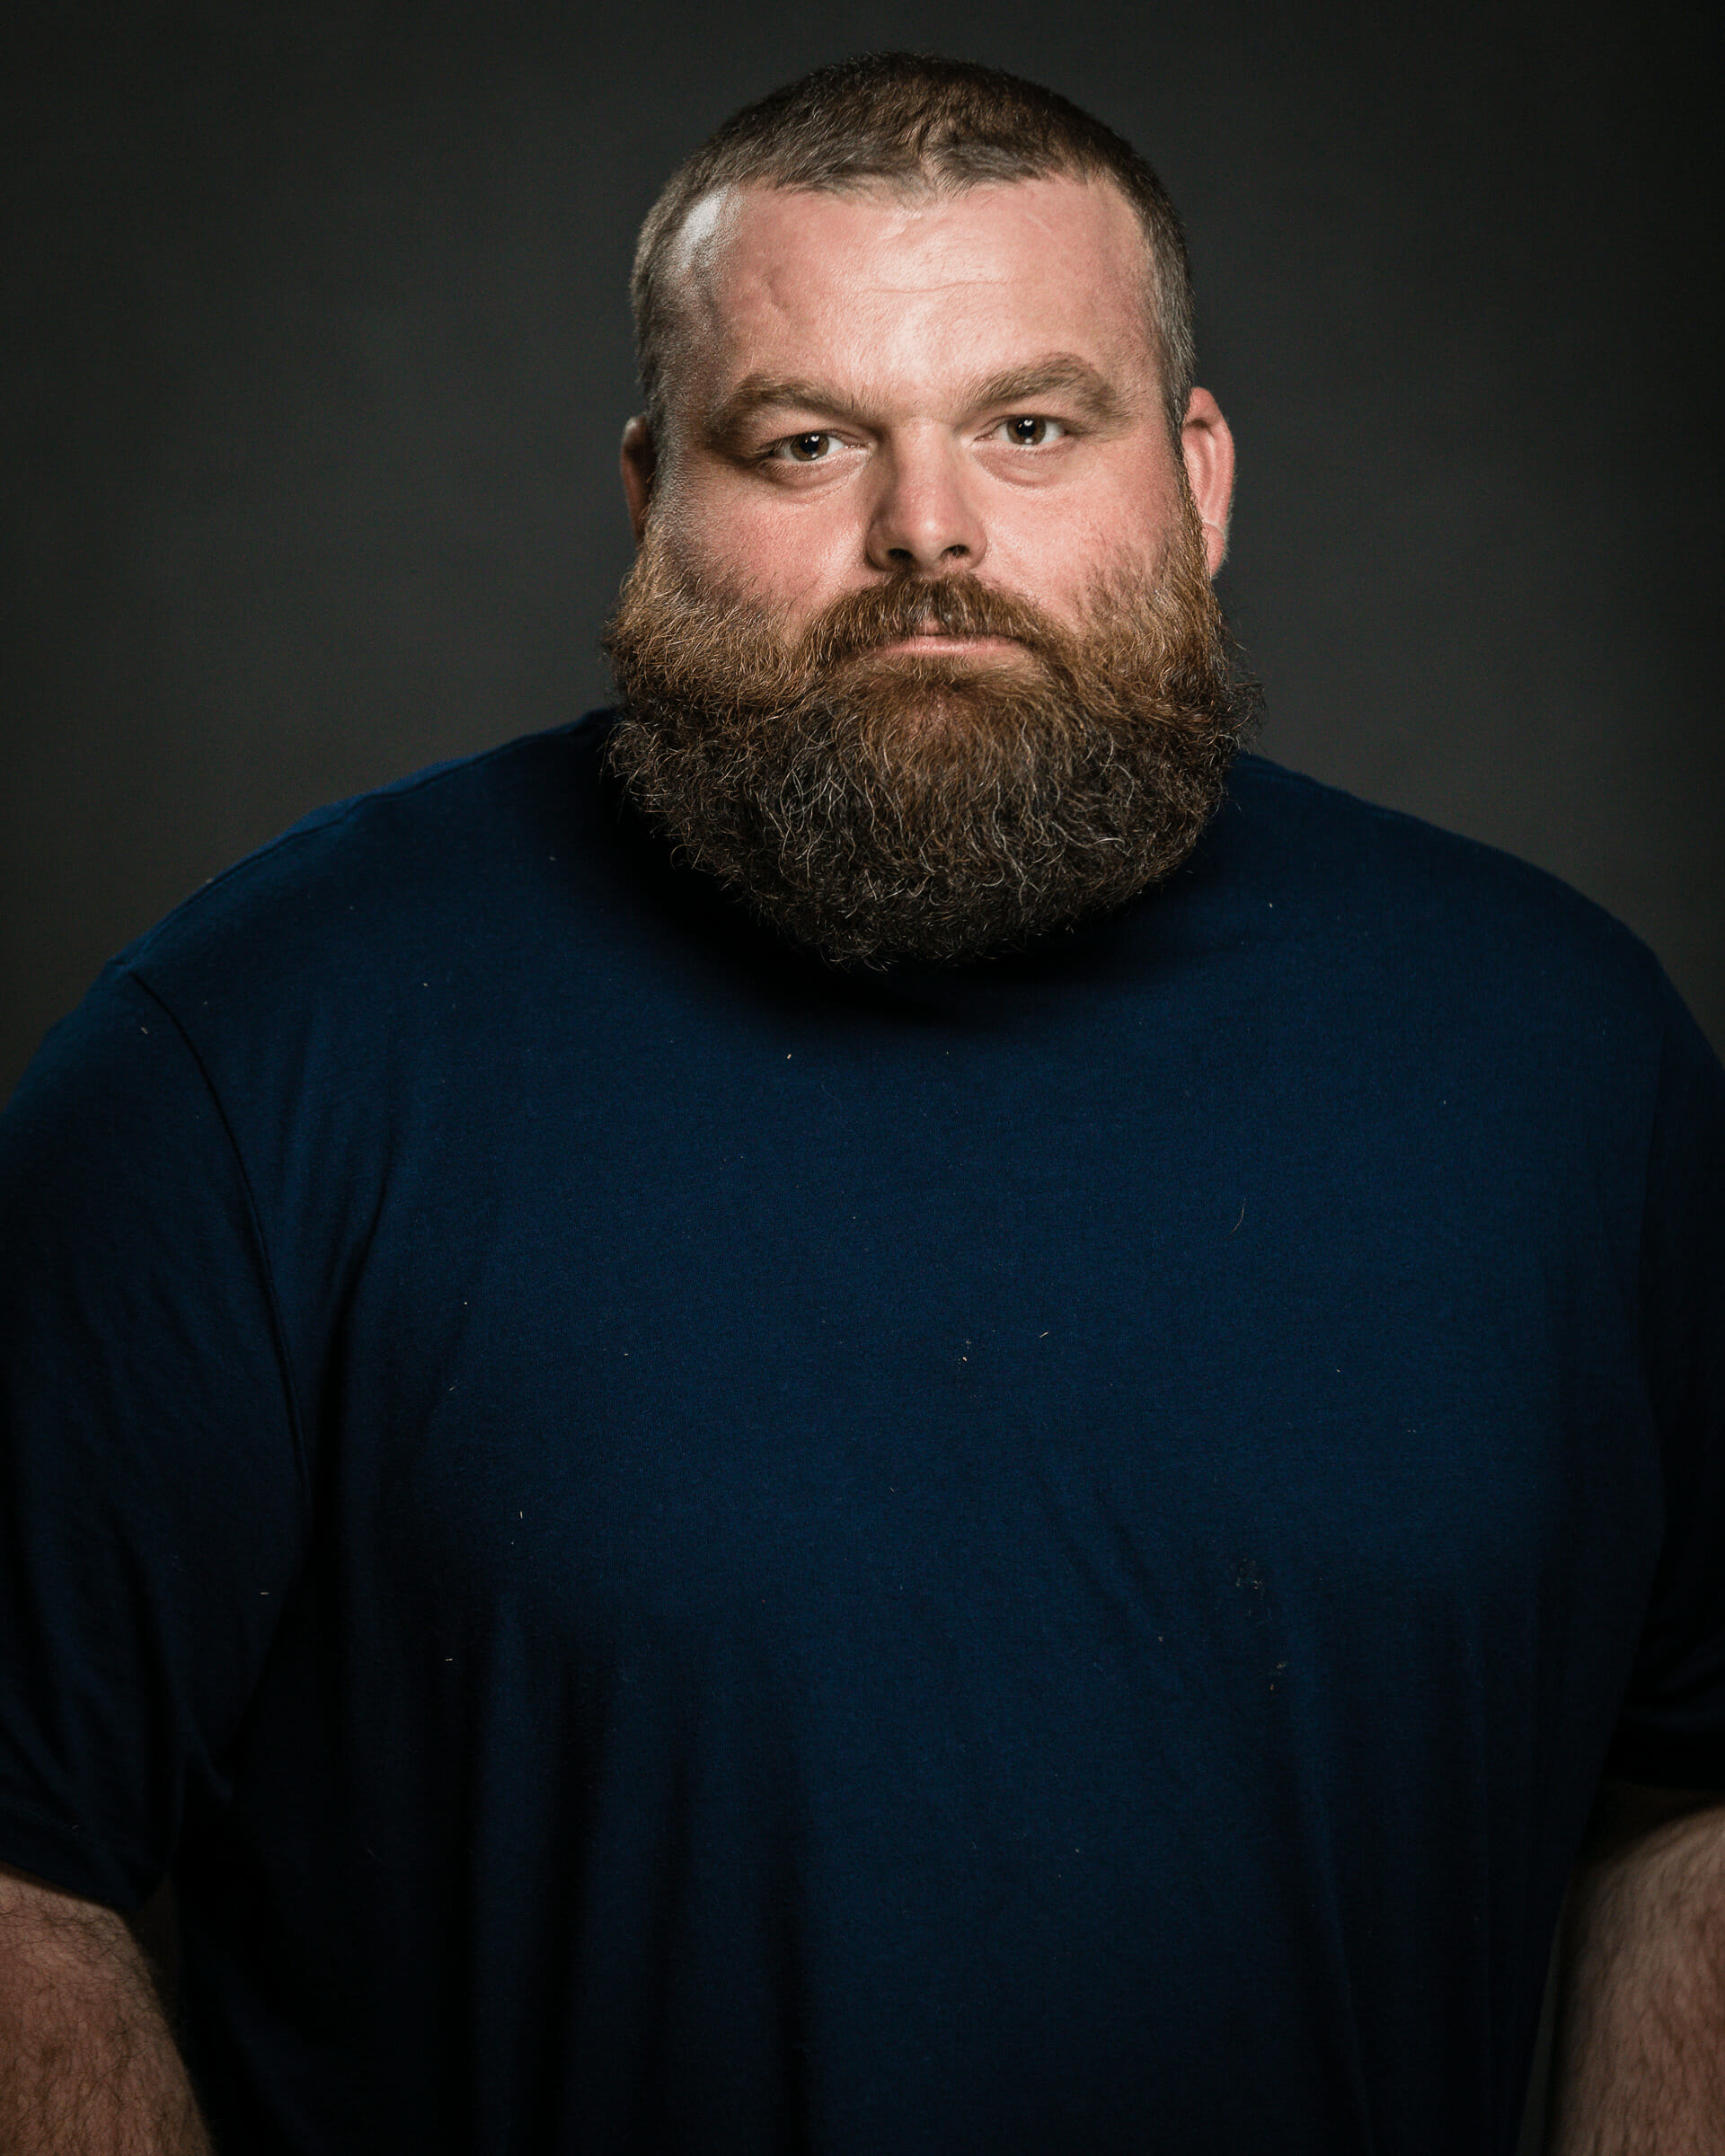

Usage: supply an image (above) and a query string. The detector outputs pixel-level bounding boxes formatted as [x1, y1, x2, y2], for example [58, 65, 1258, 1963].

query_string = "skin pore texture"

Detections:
[625, 176, 1234, 625]
[606, 176, 1251, 965]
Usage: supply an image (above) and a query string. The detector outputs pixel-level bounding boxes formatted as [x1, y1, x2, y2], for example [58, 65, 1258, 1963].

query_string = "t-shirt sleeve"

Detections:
[0, 965, 308, 1909]
[1606, 978, 1725, 1789]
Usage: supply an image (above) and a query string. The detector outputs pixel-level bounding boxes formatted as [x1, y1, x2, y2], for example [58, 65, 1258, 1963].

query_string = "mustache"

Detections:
[794, 572, 1066, 667]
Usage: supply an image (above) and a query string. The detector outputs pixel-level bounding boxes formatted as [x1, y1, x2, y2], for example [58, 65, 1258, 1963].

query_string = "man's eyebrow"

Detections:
[703, 354, 1136, 445]
[960, 356, 1134, 427]
[703, 376, 870, 444]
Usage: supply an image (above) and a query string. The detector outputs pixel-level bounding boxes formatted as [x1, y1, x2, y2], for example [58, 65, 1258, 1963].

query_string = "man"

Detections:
[2, 53, 1721, 2155]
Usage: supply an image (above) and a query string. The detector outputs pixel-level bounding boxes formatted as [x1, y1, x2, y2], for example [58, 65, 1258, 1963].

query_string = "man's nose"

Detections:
[863, 432, 986, 575]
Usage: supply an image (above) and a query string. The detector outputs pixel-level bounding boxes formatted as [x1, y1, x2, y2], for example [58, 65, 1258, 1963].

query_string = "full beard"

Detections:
[602, 499, 1256, 967]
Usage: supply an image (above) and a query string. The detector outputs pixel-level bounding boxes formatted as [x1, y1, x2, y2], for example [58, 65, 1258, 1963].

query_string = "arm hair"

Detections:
[0, 1861, 212, 2155]
[1545, 1782, 1725, 2155]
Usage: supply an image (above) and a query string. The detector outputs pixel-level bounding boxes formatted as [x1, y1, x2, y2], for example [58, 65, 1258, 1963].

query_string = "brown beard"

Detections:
[602, 498, 1255, 966]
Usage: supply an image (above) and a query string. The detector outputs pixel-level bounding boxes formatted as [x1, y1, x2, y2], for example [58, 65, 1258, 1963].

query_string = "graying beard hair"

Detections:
[604, 527, 1253, 967]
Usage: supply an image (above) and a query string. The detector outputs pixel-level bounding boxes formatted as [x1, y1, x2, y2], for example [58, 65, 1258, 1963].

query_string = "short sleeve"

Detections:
[1606, 980, 1725, 1788]
[0, 967, 309, 1908]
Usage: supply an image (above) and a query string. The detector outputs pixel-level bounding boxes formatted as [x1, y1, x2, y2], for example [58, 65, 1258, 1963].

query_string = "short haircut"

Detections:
[632, 53, 1196, 446]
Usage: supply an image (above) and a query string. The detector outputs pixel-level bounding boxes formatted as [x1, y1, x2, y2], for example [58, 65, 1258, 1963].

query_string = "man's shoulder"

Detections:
[129, 714, 613, 969]
[10, 713, 646, 1120]
[1222, 752, 1623, 915]
[1212, 754, 1669, 1018]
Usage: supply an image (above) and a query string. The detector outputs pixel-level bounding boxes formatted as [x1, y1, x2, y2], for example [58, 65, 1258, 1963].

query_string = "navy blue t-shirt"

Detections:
[3, 717, 1722, 2153]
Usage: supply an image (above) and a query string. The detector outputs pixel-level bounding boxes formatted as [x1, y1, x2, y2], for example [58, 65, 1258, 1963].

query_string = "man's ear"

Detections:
[1180, 388, 1235, 576]
[620, 416, 657, 544]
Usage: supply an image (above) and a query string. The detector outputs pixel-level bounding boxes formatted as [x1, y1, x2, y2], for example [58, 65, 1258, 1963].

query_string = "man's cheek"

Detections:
[678, 504, 836, 614]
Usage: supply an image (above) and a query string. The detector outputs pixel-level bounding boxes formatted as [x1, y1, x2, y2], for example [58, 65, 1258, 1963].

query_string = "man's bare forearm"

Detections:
[0, 1863, 211, 2155]
[1545, 1789, 1725, 2156]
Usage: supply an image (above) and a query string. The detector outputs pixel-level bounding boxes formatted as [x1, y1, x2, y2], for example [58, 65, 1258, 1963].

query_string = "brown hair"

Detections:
[631, 53, 1196, 446]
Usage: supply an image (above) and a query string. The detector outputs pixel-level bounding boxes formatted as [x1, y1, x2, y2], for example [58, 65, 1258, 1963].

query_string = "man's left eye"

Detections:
[996, 416, 1066, 446]
[770, 432, 837, 463]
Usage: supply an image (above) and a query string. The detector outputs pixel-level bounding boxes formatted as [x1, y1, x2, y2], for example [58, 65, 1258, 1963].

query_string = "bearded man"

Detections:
[2, 53, 1722, 2156]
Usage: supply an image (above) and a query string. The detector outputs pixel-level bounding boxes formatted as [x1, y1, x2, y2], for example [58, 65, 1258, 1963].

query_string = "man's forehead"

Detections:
[669, 170, 1146, 282]
[662, 175, 1159, 411]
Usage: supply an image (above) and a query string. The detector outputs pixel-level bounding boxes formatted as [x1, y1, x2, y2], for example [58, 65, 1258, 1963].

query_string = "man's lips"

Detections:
[869, 630, 1025, 657]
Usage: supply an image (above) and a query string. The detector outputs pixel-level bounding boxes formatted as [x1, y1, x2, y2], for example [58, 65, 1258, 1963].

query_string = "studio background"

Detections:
[5, 0, 1721, 1100]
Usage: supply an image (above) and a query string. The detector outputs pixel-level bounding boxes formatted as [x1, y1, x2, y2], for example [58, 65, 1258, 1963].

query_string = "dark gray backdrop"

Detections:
[6, 0, 1721, 1100]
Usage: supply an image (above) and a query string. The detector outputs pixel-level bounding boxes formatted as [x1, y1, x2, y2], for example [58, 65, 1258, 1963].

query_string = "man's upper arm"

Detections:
[1603, 980, 1725, 1794]
[0, 966, 307, 1906]
[0, 1858, 213, 2153]
[0, 1859, 138, 1966]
